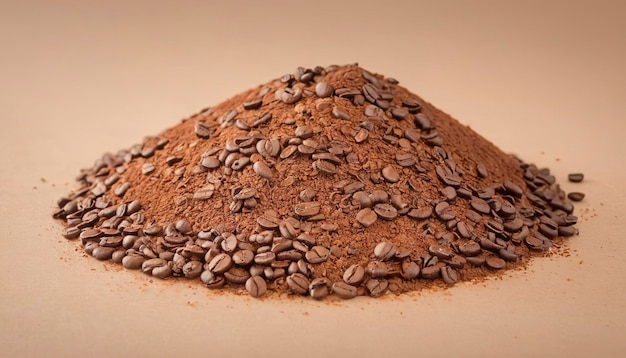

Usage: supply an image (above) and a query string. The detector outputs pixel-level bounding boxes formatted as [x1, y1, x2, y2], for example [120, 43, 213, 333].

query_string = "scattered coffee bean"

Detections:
[568, 173, 584, 183]
[567, 192, 585, 201]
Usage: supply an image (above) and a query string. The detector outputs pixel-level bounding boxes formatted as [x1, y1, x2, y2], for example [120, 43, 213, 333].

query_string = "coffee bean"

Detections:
[243, 99, 263, 110]
[476, 163, 488, 178]
[200, 270, 225, 289]
[208, 253, 232, 274]
[568, 173, 584, 183]
[381, 166, 400, 183]
[441, 266, 458, 284]
[356, 208, 377, 227]
[373, 203, 398, 220]
[396, 152, 417, 167]
[254, 251, 276, 265]
[182, 261, 203, 279]
[567, 192, 585, 201]
[485, 256, 506, 270]
[420, 266, 440, 279]
[315, 81, 334, 98]
[195, 120, 212, 138]
[305, 246, 330, 264]
[365, 279, 388, 297]
[401, 261, 420, 279]
[141, 162, 155, 175]
[459, 241, 481, 256]
[309, 278, 330, 300]
[233, 250, 254, 266]
[470, 197, 491, 214]
[441, 186, 457, 201]
[504, 180, 523, 197]
[224, 267, 251, 284]
[92, 246, 115, 260]
[366, 261, 388, 278]
[331, 107, 350, 120]
[466, 256, 485, 266]
[62, 226, 81, 240]
[280, 87, 302, 104]
[374, 242, 397, 261]
[245, 276, 267, 298]
[175, 219, 192, 234]
[193, 184, 215, 200]
[435, 201, 456, 221]
[295, 125, 314, 139]
[299, 188, 317, 202]
[369, 190, 389, 204]
[286, 273, 310, 295]
[252, 161, 273, 179]
[233, 187, 257, 200]
[332, 281, 357, 299]
[313, 159, 337, 174]
[294, 201, 321, 217]
[415, 113, 432, 129]
[343, 264, 365, 285]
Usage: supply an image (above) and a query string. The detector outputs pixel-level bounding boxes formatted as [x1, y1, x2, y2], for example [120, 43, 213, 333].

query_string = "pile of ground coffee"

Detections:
[52, 64, 582, 299]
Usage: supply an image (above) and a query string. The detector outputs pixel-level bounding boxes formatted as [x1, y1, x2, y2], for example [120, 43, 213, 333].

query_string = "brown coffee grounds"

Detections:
[52, 64, 581, 299]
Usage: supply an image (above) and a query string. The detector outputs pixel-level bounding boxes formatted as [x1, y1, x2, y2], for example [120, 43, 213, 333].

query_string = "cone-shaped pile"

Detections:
[53, 64, 580, 299]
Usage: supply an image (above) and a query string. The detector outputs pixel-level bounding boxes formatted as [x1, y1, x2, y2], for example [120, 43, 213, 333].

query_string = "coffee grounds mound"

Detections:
[52, 64, 581, 300]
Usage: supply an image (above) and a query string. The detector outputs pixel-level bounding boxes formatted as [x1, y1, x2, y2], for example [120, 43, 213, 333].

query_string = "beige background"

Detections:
[1, 0, 625, 357]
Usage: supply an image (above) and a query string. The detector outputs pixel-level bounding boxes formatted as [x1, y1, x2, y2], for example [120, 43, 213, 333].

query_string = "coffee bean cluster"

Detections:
[52, 64, 584, 299]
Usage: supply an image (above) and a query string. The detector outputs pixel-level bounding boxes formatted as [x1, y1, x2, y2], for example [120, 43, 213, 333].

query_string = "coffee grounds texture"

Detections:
[52, 64, 581, 299]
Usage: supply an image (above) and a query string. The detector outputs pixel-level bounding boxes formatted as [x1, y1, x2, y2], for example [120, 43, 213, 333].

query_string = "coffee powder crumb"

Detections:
[52, 64, 582, 300]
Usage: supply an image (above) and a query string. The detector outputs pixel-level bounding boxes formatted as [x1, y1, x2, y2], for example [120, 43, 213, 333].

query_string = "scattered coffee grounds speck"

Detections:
[52, 64, 583, 299]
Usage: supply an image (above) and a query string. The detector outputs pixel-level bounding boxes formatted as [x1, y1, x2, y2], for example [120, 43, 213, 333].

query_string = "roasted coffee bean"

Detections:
[568, 173, 584, 183]
[286, 273, 310, 295]
[182, 261, 203, 279]
[374, 242, 397, 261]
[567, 192, 585, 201]
[195, 120, 212, 138]
[381, 166, 400, 183]
[373, 204, 398, 220]
[408, 207, 433, 220]
[305, 246, 330, 264]
[459, 241, 481, 256]
[356, 208, 377, 227]
[435, 201, 456, 221]
[365, 279, 388, 297]
[92, 246, 115, 260]
[315, 81, 334, 98]
[401, 261, 420, 279]
[332, 281, 357, 299]
[441, 266, 458, 284]
[429, 244, 452, 259]
[485, 256, 506, 270]
[420, 266, 440, 279]
[252, 161, 273, 179]
[331, 107, 350, 120]
[294, 201, 321, 217]
[254, 251, 276, 265]
[343, 264, 365, 285]
[208, 253, 232, 274]
[200, 270, 225, 289]
[224, 267, 251, 284]
[366, 261, 388, 278]
[299, 188, 317, 202]
[242, 99, 263, 110]
[369, 190, 389, 204]
[245, 276, 267, 298]
[476, 163, 489, 178]
[313, 159, 337, 174]
[309, 278, 330, 300]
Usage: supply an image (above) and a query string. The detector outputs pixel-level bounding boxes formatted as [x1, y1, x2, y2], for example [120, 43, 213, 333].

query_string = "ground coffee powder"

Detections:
[52, 64, 582, 299]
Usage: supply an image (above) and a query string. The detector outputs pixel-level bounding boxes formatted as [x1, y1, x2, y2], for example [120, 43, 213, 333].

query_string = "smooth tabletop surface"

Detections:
[1, 1, 625, 357]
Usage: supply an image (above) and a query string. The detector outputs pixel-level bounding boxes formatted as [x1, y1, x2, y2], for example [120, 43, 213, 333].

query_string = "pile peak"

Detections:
[53, 64, 580, 299]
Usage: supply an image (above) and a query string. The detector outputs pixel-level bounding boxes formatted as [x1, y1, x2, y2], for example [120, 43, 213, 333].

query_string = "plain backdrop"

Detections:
[1, 1, 625, 357]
